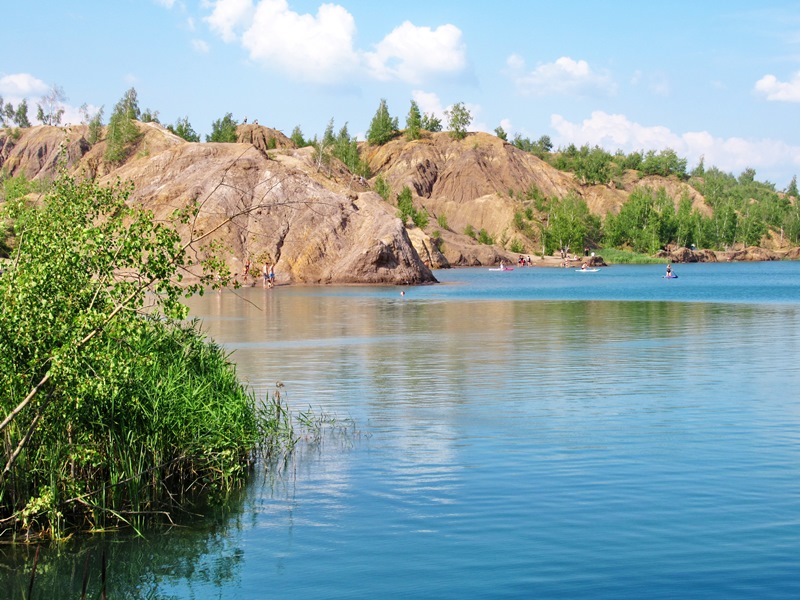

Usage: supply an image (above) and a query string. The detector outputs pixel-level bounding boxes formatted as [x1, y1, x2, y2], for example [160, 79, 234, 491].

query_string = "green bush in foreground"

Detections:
[0, 172, 287, 540]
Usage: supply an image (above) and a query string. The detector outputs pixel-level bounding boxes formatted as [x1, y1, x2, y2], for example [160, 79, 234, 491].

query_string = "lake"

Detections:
[4, 261, 800, 598]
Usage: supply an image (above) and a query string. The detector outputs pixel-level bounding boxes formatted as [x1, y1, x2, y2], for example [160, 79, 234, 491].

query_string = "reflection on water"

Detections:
[4, 263, 800, 598]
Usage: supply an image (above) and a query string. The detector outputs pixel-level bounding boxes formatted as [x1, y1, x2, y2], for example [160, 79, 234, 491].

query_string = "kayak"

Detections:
[489, 267, 514, 271]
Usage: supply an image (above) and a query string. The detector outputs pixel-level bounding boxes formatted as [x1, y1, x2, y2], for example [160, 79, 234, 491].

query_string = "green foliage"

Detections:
[552, 144, 613, 185]
[5, 99, 32, 128]
[603, 186, 680, 253]
[140, 108, 160, 123]
[374, 174, 391, 201]
[104, 88, 143, 162]
[367, 99, 399, 145]
[406, 100, 422, 141]
[512, 134, 552, 158]
[0, 171, 278, 539]
[786, 175, 798, 199]
[494, 125, 508, 141]
[437, 213, 449, 230]
[397, 185, 415, 224]
[477, 228, 493, 245]
[540, 192, 600, 255]
[640, 148, 687, 178]
[331, 121, 370, 177]
[412, 208, 429, 229]
[445, 102, 471, 140]
[207, 112, 239, 143]
[168, 116, 200, 142]
[80, 103, 105, 144]
[421, 112, 443, 132]
[509, 239, 525, 253]
[464, 224, 476, 239]
[290, 125, 308, 147]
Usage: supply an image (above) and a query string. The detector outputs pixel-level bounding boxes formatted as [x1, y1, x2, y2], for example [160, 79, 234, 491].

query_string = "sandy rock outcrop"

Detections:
[1, 124, 436, 285]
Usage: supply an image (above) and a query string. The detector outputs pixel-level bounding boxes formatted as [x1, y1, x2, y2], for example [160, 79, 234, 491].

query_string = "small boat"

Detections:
[575, 268, 599, 272]
[489, 266, 514, 272]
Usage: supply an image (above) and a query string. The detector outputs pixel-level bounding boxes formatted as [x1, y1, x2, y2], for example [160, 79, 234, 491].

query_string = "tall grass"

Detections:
[1, 318, 293, 540]
[596, 247, 668, 264]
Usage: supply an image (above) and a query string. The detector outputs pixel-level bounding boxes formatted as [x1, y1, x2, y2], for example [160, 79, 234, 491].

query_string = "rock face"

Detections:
[0, 125, 436, 285]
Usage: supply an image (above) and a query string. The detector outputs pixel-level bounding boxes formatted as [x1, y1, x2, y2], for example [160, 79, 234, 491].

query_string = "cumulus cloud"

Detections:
[506, 54, 616, 96]
[754, 71, 800, 102]
[202, 1, 467, 84]
[550, 110, 800, 181]
[364, 21, 466, 84]
[205, 0, 254, 43]
[241, 0, 359, 83]
[0, 73, 49, 101]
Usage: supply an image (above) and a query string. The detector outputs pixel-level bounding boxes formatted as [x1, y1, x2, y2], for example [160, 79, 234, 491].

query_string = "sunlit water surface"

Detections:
[4, 262, 800, 598]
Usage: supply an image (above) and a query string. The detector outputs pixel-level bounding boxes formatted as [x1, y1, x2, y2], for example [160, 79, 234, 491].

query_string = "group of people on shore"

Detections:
[242, 258, 275, 288]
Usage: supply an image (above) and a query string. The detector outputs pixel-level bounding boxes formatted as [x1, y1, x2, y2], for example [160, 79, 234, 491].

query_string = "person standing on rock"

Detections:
[262, 261, 270, 288]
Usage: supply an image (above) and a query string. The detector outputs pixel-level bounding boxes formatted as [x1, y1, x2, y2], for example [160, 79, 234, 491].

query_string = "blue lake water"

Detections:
[4, 261, 800, 598]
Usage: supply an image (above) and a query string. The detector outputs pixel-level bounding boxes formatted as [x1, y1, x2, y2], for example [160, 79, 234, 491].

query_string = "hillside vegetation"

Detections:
[2, 110, 800, 276]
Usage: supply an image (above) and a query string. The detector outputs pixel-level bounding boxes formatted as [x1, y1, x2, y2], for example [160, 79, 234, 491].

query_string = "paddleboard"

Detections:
[575, 268, 599, 272]
[663, 274, 679, 279]
[489, 267, 514, 271]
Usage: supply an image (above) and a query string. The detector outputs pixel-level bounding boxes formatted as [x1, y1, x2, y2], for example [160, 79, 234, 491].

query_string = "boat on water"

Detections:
[489, 266, 514, 272]
[664, 274, 679, 279]
[575, 268, 599, 272]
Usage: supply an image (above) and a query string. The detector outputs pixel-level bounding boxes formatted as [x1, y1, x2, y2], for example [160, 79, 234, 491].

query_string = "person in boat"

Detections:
[666, 264, 673, 277]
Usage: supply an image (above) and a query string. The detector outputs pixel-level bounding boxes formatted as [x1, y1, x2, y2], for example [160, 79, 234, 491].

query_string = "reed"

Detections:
[0, 318, 290, 540]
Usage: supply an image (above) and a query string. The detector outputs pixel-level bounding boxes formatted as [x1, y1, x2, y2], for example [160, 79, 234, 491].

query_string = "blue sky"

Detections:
[4, 0, 800, 188]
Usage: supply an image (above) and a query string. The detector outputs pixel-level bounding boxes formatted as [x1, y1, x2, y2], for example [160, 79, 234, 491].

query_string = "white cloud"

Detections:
[507, 55, 616, 97]
[0, 73, 49, 102]
[239, 0, 359, 83]
[155, 0, 177, 8]
[364, 21, 466, 84]
[205, 0, 254, 43]
[202, 1, 467, 84]
[192, 38, 210, 53]
[550, 110, 800, 181]
[754, 71, 800, 102]
[412, 90, 445, 119]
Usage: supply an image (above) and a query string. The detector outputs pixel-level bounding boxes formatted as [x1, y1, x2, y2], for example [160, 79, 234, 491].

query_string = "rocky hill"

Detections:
[0, 122, 794, 284]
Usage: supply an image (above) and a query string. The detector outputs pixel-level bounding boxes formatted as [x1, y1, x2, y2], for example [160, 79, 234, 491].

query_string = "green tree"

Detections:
[786, 175, 798, 199]
[290, 125, 307, 147]
[14, 99, 31, 128]
[206, 112, 238, 142]
[494, 125, 508, 141]
[367, 99, 398, 145]
[406, 100, 422, 141]
[140, 107, 160, 123]
[374, 175, 391, 201]
[104, 89, 142, 162]
[168, 116, 200, 142]
[420, 112, 442, 132]
[445, 102, 471, 140]
[36, 84, 66, 126]
[397, 185, 415, 224]
[541, 193, 599, 255]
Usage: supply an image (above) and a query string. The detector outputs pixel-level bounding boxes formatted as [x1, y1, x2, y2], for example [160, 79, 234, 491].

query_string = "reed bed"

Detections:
[0, 317, 293, 541]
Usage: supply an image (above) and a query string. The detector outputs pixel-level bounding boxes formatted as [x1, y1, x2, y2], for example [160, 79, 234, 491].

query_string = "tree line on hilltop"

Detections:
[3, 86, 800, 257]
